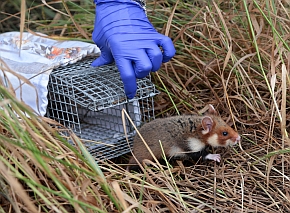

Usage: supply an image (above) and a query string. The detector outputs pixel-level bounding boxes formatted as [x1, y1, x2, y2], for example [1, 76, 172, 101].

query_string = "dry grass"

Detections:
[1, 0, 290, 212]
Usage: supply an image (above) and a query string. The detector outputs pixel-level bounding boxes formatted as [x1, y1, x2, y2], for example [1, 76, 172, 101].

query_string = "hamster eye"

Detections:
[222, 131, 228, 136]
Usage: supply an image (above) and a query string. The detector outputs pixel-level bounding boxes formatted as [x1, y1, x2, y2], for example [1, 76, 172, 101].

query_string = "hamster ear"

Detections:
[201, 116, 214, 135]
[208, 104, 218, 115]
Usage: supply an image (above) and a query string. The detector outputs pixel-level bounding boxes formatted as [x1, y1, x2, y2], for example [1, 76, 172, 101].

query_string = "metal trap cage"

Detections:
[46, 56, 159, 160]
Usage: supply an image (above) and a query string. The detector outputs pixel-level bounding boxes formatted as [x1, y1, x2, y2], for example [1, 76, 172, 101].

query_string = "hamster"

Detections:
[128, 105, 240, 171]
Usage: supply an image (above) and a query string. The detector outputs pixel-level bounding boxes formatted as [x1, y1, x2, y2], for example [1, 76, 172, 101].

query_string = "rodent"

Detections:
[128, 105, 240, 171]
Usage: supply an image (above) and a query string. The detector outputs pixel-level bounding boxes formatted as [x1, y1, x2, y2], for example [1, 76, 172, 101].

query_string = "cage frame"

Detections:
[46, 56, 159, 160]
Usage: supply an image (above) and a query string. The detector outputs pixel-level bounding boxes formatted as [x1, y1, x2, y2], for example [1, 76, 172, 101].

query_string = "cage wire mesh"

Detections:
[46, 56, 159, 160]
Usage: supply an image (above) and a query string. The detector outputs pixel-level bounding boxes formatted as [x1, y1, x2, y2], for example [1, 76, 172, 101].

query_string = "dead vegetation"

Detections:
[0, 0, 290, 212]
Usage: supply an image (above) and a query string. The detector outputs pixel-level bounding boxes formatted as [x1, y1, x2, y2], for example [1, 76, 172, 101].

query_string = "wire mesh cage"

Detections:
[46, 57, 159, 160]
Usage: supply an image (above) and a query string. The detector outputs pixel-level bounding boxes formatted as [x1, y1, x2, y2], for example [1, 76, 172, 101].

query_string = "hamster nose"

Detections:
[235, 135, 241, 143]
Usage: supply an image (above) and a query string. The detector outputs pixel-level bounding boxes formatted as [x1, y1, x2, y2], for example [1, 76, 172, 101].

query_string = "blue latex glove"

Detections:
[92, 0, 176, 99]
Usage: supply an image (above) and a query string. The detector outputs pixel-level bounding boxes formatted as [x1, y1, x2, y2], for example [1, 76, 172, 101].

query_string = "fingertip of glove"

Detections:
[91, 58, 103, 67]
[162, 57, 172, 63]
[160, 37, 176, 63]
[124, 87, 136, 99]
[162, 49, 176, 63]
[126, 92, 135, 99]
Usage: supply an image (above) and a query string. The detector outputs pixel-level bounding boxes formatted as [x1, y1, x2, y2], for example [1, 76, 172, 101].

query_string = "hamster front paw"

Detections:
[205, 154, 221, 162]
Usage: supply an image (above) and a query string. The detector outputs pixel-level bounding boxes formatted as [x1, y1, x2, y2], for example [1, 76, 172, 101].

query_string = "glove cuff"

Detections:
[133, 0, 146, 9]
[94, 0, 146, 11]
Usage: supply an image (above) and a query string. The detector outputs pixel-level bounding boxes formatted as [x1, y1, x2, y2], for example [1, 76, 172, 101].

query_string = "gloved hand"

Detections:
[92, 0, 176, 99]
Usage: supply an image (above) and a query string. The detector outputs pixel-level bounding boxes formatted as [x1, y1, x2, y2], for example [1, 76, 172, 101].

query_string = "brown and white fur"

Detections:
[128, 105, 240, 171]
